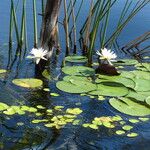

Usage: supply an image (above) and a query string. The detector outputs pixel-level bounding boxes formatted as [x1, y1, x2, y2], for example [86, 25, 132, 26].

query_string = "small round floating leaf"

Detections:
[135, 63, 150, 72]
[129, 119, 139, 123]
[50, 93, 60, 97]
[122, 125, 133, 131]
[89, 82, 128, 97]
[134, 78, 150, 92]
[0, 69, 7, 74]
[62, 66, 95, 76]
[3, 108, 16, 115]
[28, 107, 37, 112]
[21, 106, 30, 111]
[83, 123, 90, 128]
[116, 130, 125, 135]
[36, 105, 45, 109]
[56, 80, 97, 93]
[109, 97, 150, 116]
[138, 91, 150, 97]
[127, 133, 138, 137]
[66, 108, 83, 115]
[0, 103, 9, 111]
[89, 124, 99, 130]
[65, 56, 87, 63]
[138, 117, 149, 122]
[12, 78, 43, 88]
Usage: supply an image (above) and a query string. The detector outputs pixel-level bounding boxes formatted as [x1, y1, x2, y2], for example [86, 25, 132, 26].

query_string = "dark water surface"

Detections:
[0, 1, 150, 150]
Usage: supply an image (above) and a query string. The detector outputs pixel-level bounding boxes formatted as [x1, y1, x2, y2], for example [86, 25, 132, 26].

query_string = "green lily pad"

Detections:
[138, 91, 150, 97]
[56, 80, 97, 93]
[145, 96, 150, 106]
[127, 132, 138, 137]
[129, 119, 139, 123]
[0, 69, 7, 74]
[126, 90, 147, 102]
[116, 130, 125, 135]
[114, 59, 138, 66]
[109, 97, 150, 116]
[122, 125, 133, 131]
[0, 102, 9, 111]
[62, 66, 95, 76]
[89, 82, 128, 97]
[97, 74, 135, 89]
[120, 71, 135, 79]
[135, 63, 150, 72]
[132, 70, 150, 80]
[65, 56, 87, 63]
[66, 108, 83, 115]
[133, 78, 150, 92]
[3, 108, 16, 115]
[12, 78, 43, 88]
[63, 76, 91, 82]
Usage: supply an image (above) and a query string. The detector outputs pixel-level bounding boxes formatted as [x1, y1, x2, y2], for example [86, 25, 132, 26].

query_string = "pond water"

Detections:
[0, 1, 150, 150]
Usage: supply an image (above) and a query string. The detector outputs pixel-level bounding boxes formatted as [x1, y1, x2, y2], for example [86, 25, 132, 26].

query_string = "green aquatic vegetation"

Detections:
[0, 102, 9, 111]
[32, 119, 48, 124]
[62, 66, 95, 76]
[66, 108, 83, 115]
[126, 90, 147, 102]
[138, 117, 149, 122]
[89, 82, 128, 97]
[96, 74, 135, 89]
[132, 70, 150, 80]
[56, 80, 97, 93]
[54, 106, 64, 110]
[63, 75, 91, 82]
[0, 69, 7, 74]
[65, 55, 88, 63]
[36, 105, 46, 109]
[50, 93, 60, 97]
[127, 132, 138, 137]
[109, 97, 150, 116]
[42, 69, 51, 80]
[145, 96, 150, 106]
[122, 125, 133, 131]
[12, 78, 43, 88]
[43, 88, 50, 92]
[113, 59, 138, 66]
[115, 130, 125, 135]
[133, 78, 150, 92]
[135, 63, 150, 72]
[129, 119, 139, 123]
[98, 96, 105, 101]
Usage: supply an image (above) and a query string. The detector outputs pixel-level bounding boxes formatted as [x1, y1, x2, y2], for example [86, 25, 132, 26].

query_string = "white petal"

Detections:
[35, 58, 41, 64]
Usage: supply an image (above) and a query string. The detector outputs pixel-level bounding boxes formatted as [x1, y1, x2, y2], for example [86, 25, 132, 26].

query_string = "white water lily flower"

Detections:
[27, 48, 48, 64]
[96, 48, 117, 65]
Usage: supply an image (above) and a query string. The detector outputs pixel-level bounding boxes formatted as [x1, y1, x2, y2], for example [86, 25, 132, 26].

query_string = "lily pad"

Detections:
[0, 102, 9, 111]
[97, 74, 135, 89]
[114, 59, 138, 66]
[109, 97, 150, 116]
[135, 63, 150, 72]
[122, 125, 133, 131]
[0, 69, 7, 74]
[56, 80, 97, 93]
[116, 130, 125, 135]
[12, 78, 43, 88]
[145, 96, 150, 106]
[133, 78, 150, 92]
[62, 66, 95, 76]
[127, 132, 138, 137]
[132, 70, 150, 80]
[65, 56, 87, 63]
[89, 82, 128, 97]
[63, 76, 91, 82]
[126, 90, 147, 102]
